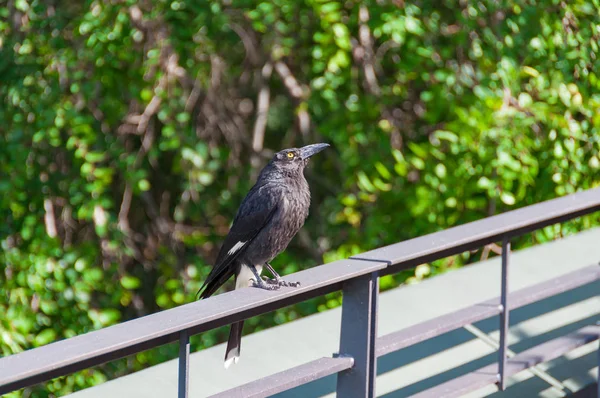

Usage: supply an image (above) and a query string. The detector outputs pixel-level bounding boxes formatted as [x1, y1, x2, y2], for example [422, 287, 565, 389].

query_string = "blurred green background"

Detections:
[1, 0, 600, 396]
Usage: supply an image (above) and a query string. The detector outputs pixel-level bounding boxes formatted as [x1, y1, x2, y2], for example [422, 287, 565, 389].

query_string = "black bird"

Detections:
[197, 143, 329, 368]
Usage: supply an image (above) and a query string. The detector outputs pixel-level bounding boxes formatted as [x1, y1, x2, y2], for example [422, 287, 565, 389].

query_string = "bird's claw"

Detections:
[261, 277, 301, 288]
[252, 279, 280, 291]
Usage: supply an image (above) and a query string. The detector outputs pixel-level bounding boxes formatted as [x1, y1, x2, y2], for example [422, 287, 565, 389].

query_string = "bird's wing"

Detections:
[198, 184, 280, 299]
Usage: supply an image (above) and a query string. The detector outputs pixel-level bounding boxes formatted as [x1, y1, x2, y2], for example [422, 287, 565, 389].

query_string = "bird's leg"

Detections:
[248, 264, 279, 291]
[262, 262, 301, 288]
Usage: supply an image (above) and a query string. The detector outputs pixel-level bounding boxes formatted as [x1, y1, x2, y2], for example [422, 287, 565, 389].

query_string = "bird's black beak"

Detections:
[299, 143, 330, 160]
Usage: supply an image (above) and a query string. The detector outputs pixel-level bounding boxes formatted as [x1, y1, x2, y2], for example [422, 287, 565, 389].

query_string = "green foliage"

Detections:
[1, 0, 599, 396]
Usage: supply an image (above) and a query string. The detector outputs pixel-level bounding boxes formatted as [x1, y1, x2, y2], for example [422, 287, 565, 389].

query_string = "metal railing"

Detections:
[1, 187, 600, 397]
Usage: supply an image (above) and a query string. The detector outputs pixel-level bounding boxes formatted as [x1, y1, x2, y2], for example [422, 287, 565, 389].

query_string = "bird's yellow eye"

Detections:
[287, 152, 295, 159]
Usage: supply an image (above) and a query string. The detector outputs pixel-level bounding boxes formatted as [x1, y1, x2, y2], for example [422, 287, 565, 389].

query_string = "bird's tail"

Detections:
[224, 321, 244, 369]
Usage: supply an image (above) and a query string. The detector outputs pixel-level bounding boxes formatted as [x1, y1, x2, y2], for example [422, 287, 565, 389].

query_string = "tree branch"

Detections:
[251, 62, 273, 174]
[43, 198, 58, 238]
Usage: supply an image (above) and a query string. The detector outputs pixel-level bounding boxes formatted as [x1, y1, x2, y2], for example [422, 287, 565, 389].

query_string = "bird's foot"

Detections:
[262, 276, 301, 288]
[251, 278, 280, 291]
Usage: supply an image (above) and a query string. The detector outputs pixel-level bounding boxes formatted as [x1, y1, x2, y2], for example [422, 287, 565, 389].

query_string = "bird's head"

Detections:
[269, 143, 329, 174]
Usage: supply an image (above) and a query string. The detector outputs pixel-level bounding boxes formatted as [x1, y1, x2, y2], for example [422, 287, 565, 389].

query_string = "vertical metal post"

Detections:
[336, 272, 379, 398]
[498, 237, 511, 390]
[596, 326, 599, 398]
[178, 330, 190, 398]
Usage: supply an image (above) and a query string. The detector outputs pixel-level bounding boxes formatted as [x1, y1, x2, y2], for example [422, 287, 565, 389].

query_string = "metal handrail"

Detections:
[214, 264, 600, 397]
[1, 187, 600, 397]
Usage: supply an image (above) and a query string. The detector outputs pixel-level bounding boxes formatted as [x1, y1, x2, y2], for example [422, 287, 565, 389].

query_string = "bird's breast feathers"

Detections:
[280, 189, 310, 229]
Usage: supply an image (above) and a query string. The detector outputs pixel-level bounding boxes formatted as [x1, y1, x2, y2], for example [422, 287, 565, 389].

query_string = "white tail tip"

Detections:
[224, 356, 239, 369]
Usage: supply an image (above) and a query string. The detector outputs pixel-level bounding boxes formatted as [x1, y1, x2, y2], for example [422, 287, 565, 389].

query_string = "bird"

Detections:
[197, 142, 329, 369]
